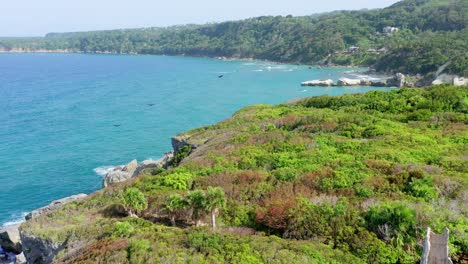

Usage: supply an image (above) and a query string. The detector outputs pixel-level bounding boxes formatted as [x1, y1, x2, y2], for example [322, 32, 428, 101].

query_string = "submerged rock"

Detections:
[25, 194, 87, 220]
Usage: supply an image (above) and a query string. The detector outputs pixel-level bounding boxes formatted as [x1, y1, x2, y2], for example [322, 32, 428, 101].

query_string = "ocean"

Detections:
[0, 53, 394, 226]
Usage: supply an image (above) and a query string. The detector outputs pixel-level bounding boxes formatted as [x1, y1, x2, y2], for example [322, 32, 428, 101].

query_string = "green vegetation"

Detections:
[20, 85, 467, 263]
[1, 0, 466, 76]
[120, 187, 148, 217]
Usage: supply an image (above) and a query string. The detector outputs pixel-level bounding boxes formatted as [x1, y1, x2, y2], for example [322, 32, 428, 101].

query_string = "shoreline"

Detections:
[0, 49, 372, 70]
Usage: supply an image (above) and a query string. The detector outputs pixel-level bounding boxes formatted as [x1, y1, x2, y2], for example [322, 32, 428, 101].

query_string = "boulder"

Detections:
[337, 78, 361, 86]
[103, 170, 132, 187]
[122, 159, 138, 175]
[25, 194, 87, 220]
[301, 79, 334, 86]
[0, 224, 21, 254]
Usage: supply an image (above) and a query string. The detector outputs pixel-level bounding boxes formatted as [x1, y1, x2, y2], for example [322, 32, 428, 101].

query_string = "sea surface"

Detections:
[0, 53, 394, 226]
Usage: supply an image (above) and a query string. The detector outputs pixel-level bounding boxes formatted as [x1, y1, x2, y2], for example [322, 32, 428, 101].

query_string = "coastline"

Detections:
[0, 48, 369, 69]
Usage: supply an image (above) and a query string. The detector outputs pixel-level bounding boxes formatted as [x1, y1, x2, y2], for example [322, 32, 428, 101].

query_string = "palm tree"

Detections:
[187, 190, 207, 227]
[163, 194, 187, 226]
[120, 187, 148, 218]
[206, 186, 226, 230]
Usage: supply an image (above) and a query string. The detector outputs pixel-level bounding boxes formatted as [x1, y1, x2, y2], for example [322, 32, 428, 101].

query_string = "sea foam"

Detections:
[93, 165, 119, 177]
[2, 212, 27, 228]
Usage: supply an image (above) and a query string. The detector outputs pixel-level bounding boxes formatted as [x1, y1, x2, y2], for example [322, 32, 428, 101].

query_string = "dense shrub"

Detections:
[365, 202, 417, 246]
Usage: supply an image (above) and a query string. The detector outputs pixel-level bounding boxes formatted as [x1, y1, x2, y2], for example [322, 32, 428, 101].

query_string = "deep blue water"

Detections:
[0, 53, 394, 226]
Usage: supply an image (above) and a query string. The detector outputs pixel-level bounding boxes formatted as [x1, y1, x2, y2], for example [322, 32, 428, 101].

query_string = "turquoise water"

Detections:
[0, 53, 394, 226]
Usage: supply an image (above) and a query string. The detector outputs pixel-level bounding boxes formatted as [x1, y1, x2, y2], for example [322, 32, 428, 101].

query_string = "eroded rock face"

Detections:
[0, 224, 22, 254]
[19, 232, 65, 264]
[25, 194, 87, 220]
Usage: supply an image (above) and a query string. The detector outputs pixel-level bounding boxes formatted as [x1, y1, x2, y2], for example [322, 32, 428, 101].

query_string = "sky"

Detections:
[1, 0, 401, 37]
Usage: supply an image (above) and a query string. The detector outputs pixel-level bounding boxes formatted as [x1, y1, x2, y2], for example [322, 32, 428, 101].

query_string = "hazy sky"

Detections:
[1, 0, 401, 36]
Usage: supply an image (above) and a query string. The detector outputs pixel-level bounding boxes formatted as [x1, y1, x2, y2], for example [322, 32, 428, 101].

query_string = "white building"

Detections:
[383, 26, 399, 35]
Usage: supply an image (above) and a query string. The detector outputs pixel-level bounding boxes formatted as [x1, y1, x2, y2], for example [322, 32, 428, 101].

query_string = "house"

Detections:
[377, 47, 389, 53]
[383, 26, 399, 35]
[346, 46, 360, 54]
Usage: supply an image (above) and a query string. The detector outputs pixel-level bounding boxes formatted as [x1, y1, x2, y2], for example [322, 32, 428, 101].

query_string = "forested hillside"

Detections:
[1, 0, 466, 76]
[20, 85, 468, 263]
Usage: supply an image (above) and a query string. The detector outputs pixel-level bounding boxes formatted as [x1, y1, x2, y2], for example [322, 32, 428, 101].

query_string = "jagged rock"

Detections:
[103, 170, 132, 187]
[19, 231, 65, 264]
[25, 194, 87, 220]
[301, 79, 334, 86]
[421, 227, 453, 264]
[337, 78, 361, 86]
[132, 152, 174, 177]
[122, 159, 138, 175]
[0, 224, 21, 254]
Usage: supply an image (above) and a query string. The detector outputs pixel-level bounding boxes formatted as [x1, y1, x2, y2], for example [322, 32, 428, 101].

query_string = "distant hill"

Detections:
[1, 0, 466, 76]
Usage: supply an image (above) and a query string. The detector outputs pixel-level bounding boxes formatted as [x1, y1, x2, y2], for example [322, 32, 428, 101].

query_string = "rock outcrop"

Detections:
[432, 74, 468, 86]
[387, 73, 411, 87]
[0, 224, 21, 254]
[132, 152, 174, 177]
[171, 136, 199, 153]
[103, 159, 138, 187]
[301, 73, 415, 88]
[103, 170, 133, 187]
[19, 231, 66, 264]
[25, 194, 88, 220]
[420, 227, 453, 264]
[337, 78, 361, 86]
[122, 159, 138, 175]
[301, 79, 334, 87]
[104, 152, 175, 187]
